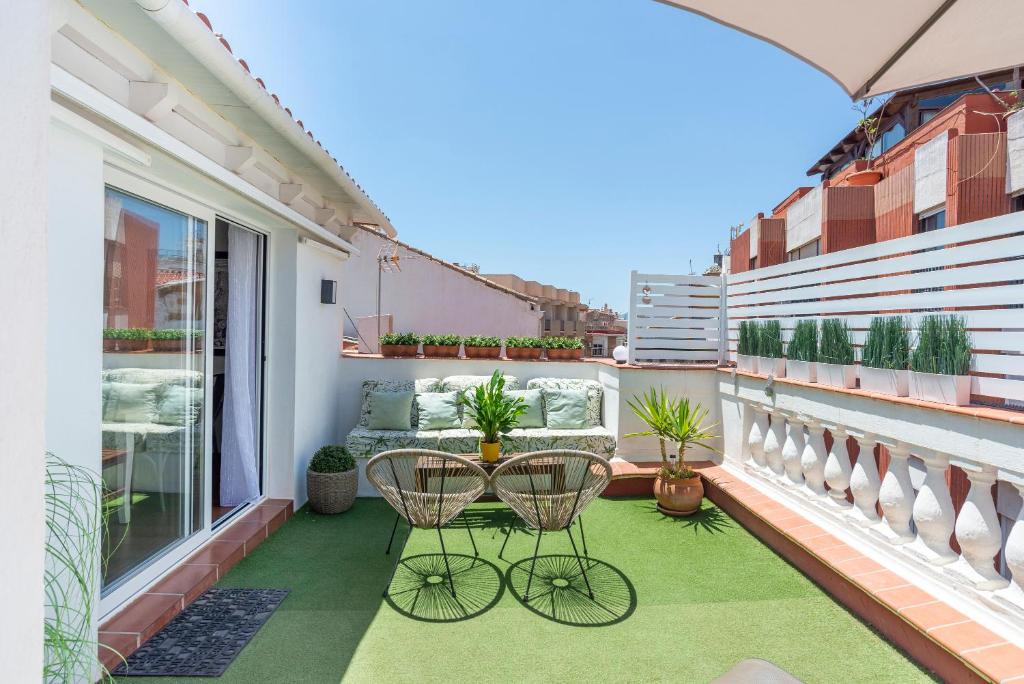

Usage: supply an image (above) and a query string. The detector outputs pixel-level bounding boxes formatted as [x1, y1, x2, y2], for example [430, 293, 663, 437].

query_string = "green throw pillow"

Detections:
[544, 389, 588, 429]
[415, 392, 461, 430]
[507, 389, 544, 428]
[367, 390, 414, 430]
[103, 382, 159, 424]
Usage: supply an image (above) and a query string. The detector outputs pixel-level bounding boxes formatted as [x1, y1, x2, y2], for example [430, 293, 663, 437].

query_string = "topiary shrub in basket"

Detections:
[307, 445, 358, 514]
[786, 319, 818, 382]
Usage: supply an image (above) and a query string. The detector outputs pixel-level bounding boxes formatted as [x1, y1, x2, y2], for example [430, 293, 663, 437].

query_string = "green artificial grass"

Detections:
[118, 498, 932, 684]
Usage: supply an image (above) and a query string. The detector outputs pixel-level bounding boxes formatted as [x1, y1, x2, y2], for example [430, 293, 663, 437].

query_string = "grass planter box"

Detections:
[465, 346, 501, 359]
[786, 359, 817, 383]
[422, 345, 460, 358]
[381, 344, 418, 358]
[817, 362, 857, 389]
[756, 356, 786, 377]
[546, 348, 583, 361]
[505, 347, 542, 360]
[909, 371, 971, 406]
[736, 354, 758, 374]
[860, 367, 909, 397]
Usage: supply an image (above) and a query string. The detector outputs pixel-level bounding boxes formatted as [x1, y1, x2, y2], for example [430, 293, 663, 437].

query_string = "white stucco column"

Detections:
[823, 426, 853, 509]
[909, 450, 958, 565]
[876, 441, 916, 544]
[951, 462, 1007, 589]
[800, 419, 828, 499]
[848, 432, 881, 526]
[0, 1, 49, 679]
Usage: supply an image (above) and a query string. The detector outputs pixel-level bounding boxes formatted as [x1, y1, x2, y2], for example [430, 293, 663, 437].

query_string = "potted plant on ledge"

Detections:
[756, 320, 786, 377]
[626, 388, 718, 517]
[459, 370, 526, 462]
[505, 336, 544, 360]
[860, 317, 910, 396]
[818, 318, 857, 388]
[307, 445, 358, 514]
[464, 335, 502, 359]
[786, 319, 818, 382]
[422, 333, 462, 358]
[736, 320, 759, 373]
[909, 315, 972, 406]
[151, 329, 202, 353]
[379, 332, 420, 357]
[103, 327, 151, 353]
[544, 336, 584, 360]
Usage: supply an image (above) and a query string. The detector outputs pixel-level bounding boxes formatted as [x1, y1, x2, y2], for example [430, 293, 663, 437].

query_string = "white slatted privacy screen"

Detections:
[627, 272, 726, 365]
[725, 212, 1024, 405]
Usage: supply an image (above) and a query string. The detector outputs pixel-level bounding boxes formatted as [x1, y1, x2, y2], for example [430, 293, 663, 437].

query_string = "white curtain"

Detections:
[221, 225, 260, 507]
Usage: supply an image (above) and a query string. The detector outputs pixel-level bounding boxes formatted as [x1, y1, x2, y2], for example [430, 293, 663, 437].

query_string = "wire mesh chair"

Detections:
[491, 450, 611, 602]
[366, 449, 489, 598]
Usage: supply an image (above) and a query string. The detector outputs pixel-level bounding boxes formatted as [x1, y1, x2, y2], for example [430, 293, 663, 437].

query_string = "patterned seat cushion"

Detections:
[513, 426, 617, 457]
[344, 428, 442, 458]
[436, 428, 484, 454]
[526, 378, 603, 427]
[357, 378, 440, 429]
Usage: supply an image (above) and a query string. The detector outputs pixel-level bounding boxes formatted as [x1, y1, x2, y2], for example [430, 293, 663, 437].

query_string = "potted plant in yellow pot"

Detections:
[459, 370, 526, 462]
[627, 388, 718, 516]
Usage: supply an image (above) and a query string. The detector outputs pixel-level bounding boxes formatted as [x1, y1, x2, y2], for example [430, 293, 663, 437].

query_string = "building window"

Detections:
[787, 238, 820, 262]
[749, 256, 757, 270]
[870, 121, 907, 158]
[1012, 194, 1024, 212]
[591, 343, 605, 357]
[917, 208, 946, 233]
[919, 110, 939, 126]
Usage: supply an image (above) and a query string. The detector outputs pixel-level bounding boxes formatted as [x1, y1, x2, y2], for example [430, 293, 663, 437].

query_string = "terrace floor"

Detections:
[116, 497, 931, 684]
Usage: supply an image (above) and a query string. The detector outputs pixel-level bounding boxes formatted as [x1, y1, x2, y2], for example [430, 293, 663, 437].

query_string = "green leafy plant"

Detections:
[421, 334, 462, 346]
[458, 370, 526, 444]
[504, 336, 545, 348]
[463, 335, 501, 348]
[910, 315, 972, 375]
[542, 336, 584, 349]
[379, 332, 421, 346]
[758, 320, 784, 359]
[625, 387, 674, 460]
[819, 318, 855, 365]
[626, 390, 719, 479]
[787, 320, 818, 362]
[151, 329, 202, 340]
[102, 327, 151, 340]
[737, 320, 760, 356]
[309, 445, 355, 473]
[861, 317, 910, 370]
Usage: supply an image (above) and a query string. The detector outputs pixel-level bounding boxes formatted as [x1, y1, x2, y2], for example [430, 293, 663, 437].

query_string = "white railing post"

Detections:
[876, 441, 916, 545]
[718, 273, 728, 366]
[848, 431, 882, 526]
[800, 418, 828, 499]
[627, 270, 638, 365]
[951, 462, 1008, 589]
[823, 426, 853, 509]
[781, 413, 805, 487]
[909, 449, 958, 565]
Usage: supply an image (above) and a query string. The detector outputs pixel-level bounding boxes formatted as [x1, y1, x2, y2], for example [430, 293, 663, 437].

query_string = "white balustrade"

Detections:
[951, 462, 1008, 589]
[822, 426, 853, 509]
[1003, 478, 1024, 597]
[876, 442, 916, 545]
[848, 432, 881, 526]
[800, 419, 828, 498]
[781, 414, 805, 487]
[763, 412, 786, 480]
[746, 405, 768, 473]
[909, 450, 958, 565]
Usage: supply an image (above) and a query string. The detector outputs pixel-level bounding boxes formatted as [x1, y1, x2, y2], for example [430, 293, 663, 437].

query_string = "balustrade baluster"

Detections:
[746, 406, 768, 473]
[909, 450, 958, 565]
[1003, 478, 1024, 597]
[763, 411, 786, 480]
[848, 432, 881, 526]
[800, 419, 828, 499]
[781, 414, 805, 487]
[822, 425, 853, 509]
[876, 441, 916, 544]
[951, 462, 1008, 589]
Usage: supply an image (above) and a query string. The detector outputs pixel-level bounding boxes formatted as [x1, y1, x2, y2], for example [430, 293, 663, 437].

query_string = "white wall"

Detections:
[786, 183, 822, 253]
[263, 229, 298, 502]
[915, 131, 948, 214]
[1007, 110, 1024, 196]
[1, 2, 49, 679]
[339, 229, 541, 340]
[291, 241, 347, 507]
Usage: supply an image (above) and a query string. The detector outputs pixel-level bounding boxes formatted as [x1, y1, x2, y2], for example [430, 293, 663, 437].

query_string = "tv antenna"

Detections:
[375, 242, 420, 343]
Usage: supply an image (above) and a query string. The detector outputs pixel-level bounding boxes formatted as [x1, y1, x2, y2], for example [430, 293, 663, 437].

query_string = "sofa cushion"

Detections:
[440, 374, 520, 393]
[155, 385, 202, 426]
[507, 389, 544, 428]
[526, 378, 602, 427]
[416, 392, 461, 430]
[101, 368, 204, 388]
[358, 378, 439, 428]
[367, 390, 414, 430]
[344, 427, 442, 458]
[543, 389, 589, 429]
[103, 382, 159, 424]
[437, 428, 484, 455]
[510, 426, 617, 457]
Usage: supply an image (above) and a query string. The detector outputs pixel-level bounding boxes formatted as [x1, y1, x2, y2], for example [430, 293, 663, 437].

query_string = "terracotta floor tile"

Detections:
[900, 601, 968, 630]
[216, 520, 265, 544]
[98, 631, 138, 672]
[789, 524, 831, 542]
[245, 524, 268, 554]
[963, 643, 1024, 682]
[835, 556, 885, 577]
[150, 563, 218, 606]
[927, 621, 1006, 653]
[248, 505, 288, 527]
[874, 585, 937, 610]
[99, 593, 181, 642]
[817, 544, 863, 564]
[186, 540, 245, 576]
[803, 534, 845, 552]
[852, 569, 912, 592]
[266, 507, 288, 535]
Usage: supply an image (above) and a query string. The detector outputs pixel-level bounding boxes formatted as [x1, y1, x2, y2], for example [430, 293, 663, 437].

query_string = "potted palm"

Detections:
[504, 336, 544, 360]
[102, 327, 151, 352]
[458, 370, 526, 462]
[626, 388, 718, 517]
[786, 319, 818, 382]
[736, 320, 759, 373]
[422, 333, 462, 358]
[463, 335, 502, 359]
[306, 445, 358, 514]
[860, 317, 910, 396]
[756, 320, 786, 377]
[379, 332, 420, 357]
[818, 318, 857, 388]
[909, 315, 972, 406]
[543, 336, 584, 360]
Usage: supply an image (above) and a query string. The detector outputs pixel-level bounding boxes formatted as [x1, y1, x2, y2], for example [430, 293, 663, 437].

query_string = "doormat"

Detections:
[111, 588, 289, 677]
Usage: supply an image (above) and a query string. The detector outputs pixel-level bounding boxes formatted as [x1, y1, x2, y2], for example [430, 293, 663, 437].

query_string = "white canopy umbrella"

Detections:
[658, 0, 1024, 99]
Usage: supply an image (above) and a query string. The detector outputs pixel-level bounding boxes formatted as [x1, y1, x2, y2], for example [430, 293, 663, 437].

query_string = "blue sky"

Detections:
[192, 0, 859, 312]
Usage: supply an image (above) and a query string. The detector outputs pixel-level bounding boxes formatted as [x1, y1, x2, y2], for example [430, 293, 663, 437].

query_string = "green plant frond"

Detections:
[819, 318, 855, 365]
[457, 370, 526, 442]
[787, 320, 818, 362]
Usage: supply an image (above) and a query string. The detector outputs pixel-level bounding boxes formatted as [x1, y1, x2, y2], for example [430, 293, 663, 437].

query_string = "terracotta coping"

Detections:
[340, 350, 719, 371]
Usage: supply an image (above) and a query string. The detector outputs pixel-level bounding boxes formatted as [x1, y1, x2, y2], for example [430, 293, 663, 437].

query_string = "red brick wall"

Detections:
[757, 218, 787, 267]
[874, 165, 916, 242]
[948, 132, 1010, 227]
[730, 229, 751, 274]
[822, 186, 876, 253]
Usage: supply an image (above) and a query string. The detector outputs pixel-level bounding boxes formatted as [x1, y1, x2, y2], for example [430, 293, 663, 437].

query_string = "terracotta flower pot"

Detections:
[423, 344, 460, 358]
[465, 346, 501, 359]
[546, 348, 583, 361]
[506, 347, 542, 360]
[480, 441, 501, 463]
[152, 338, 186, 353]
[846, 169, 883, 186]
[109, 338, 149, 352]
[653, 473, 704, 516]
[381, 344, 418, 358]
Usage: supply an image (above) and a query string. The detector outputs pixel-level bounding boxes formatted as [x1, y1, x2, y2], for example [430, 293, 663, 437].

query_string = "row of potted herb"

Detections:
[736, 315, 973, 406]
[102, 328, 203, 353]
[378, 333, 585, 360]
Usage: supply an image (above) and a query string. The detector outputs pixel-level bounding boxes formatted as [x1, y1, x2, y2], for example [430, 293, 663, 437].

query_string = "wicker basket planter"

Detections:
[307, 468, 358, 514]
[465, 346, 501, 359]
